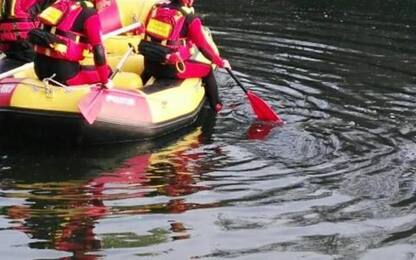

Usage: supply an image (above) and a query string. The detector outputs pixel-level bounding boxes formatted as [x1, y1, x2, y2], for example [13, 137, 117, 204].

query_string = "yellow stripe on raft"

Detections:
[10, 81, 90, 113]
[9, 76, 204, 124]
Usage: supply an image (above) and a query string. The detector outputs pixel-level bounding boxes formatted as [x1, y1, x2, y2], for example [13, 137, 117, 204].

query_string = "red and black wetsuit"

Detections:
[0, 0, 54, 62]
[142, 2, 225, 110]
[34, 0, 110, 86]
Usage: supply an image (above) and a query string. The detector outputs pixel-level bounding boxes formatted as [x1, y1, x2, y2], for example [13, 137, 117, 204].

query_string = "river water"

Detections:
[2, 1, 416, 259]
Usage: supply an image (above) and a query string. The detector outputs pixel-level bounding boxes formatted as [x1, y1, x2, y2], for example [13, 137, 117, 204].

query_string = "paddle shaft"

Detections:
[110, 45, 134, 80]
[101, 22, 142, 39]
[226, 68, 248, 94]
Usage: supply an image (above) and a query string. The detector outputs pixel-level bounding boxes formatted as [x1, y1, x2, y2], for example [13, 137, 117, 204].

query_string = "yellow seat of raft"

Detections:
[112, 72, 143, 90]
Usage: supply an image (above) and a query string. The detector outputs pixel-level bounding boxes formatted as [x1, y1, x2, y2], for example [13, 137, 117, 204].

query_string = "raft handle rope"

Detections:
[42, 73, 72, 97]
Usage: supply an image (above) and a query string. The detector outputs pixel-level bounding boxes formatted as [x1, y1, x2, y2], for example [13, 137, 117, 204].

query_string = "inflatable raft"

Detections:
[0, 0, 217, 144]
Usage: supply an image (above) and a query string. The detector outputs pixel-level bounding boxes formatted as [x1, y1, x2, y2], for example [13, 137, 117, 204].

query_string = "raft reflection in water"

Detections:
[2, 114, 222, 258]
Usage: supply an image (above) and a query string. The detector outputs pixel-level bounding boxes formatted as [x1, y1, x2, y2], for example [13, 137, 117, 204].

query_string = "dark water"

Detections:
[2, 0, 416, 259]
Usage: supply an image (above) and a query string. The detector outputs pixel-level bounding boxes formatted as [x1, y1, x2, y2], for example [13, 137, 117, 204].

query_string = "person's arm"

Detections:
[188, 17, 225, 67]
[84, 13, 110, 85]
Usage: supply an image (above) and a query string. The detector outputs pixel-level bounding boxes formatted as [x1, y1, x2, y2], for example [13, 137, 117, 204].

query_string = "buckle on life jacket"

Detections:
[166, 39, 186, 47]
[139, 40, 171, 63]
[42, 25, 88, 44]
[52, 43, 67, 53]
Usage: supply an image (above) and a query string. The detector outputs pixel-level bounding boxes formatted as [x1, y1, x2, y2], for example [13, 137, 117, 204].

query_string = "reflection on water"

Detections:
[0, 110, 223, 258]
[3, 0, 416, 258]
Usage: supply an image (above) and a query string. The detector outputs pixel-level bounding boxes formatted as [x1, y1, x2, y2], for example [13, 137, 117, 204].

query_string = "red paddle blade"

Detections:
[246, 90, 283, 123]
[78, 88, 106, 124]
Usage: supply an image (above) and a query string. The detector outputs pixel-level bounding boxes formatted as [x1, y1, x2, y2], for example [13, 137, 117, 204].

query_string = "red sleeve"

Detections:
[96, 64, 110, 84]
[84, 14, 103, 47]
[188, 17, 224, 67]
[85, 13, 109, 84]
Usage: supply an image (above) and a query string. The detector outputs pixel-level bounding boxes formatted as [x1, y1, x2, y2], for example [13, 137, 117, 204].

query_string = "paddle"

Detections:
[0, 22, 143, 80]
[78, 45, 135, 124]
[225, 68, 283, 123]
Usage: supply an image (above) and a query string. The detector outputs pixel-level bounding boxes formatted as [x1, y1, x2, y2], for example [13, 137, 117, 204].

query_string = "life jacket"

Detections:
[143, 4, 195, 63]
[33, 0, 92, 62]
[0, 0, 39, 42]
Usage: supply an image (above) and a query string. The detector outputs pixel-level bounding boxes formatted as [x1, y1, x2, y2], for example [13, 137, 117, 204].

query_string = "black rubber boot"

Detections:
[203, 70, 222, 112]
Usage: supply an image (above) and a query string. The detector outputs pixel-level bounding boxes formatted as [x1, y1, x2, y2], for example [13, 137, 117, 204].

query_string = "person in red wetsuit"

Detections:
[29, 0, 111, 87]
[140, 0, 230, 112]
[0, 0, 54, 69]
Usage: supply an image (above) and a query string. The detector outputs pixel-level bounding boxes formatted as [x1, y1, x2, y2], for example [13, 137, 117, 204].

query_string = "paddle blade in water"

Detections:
[246, 90, 283, 123]
[78, 88, 106, 124]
